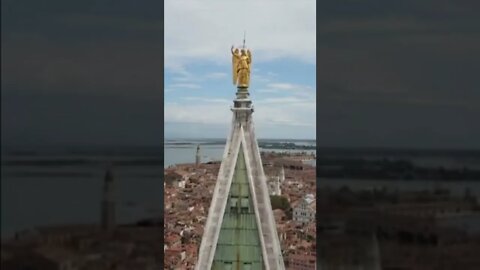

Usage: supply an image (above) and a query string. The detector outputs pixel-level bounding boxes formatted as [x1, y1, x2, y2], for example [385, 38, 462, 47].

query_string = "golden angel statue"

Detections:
[231, 45, 252, 87]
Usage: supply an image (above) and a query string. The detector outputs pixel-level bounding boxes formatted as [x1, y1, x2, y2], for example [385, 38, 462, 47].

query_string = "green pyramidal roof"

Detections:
[211, 144, 264, 270]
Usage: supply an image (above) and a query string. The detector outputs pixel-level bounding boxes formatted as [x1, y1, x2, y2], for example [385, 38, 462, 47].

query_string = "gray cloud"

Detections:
[318, 0, 480, 148]
[1, 0, 163, 146]
[164, 0, 316, 70]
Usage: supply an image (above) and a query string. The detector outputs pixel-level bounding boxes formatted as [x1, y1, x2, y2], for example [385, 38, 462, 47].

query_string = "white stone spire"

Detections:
[195, 85, 285, 269]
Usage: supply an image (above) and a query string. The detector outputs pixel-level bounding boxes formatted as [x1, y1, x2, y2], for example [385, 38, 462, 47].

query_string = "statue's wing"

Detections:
[247, 50, 252, 72]
[232, 53, 238, 85]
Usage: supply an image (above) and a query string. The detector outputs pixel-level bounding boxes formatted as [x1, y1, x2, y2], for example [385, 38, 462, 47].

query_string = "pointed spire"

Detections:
[196, 66, 284, 269]
[243, 30, 246, 49]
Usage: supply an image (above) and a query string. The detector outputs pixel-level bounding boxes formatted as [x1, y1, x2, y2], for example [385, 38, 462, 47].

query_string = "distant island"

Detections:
[259, 142, 316, 150]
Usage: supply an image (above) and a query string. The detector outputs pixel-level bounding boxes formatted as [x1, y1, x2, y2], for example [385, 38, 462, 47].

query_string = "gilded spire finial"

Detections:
[231, 34, 252, 88]
[243, 30, 246, 49]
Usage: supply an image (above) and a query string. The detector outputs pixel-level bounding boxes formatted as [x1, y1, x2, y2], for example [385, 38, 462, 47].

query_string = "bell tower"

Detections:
[196, 46, 285, 270]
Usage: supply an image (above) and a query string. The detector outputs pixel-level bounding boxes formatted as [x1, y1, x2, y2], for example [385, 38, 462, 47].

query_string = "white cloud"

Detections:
[171, 72, 227, 83]
[165, 102, 231, 125]
[251, 73, 273, 84]
[255, 88, 279, 94]
[172, 76, 192, 82]
[254, 102, 315, 128]
[165, 0, 316, 138]
[169, 83, 201, 89]
[183, 97, 230, 103]
[165, 0, 316, 70]
[205, 72, 228, 79]
[267, 83, 296, 90]
[257, 96, 314, 105]
[257, 82, 315, 99]
[165, 95, 315, 129]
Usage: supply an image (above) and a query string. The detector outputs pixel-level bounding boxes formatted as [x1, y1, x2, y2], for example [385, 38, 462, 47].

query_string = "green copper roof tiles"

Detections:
[211, 145, 264, 270]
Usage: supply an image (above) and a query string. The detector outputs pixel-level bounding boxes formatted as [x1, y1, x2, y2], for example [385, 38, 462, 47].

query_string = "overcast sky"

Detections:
[1, 1, 163, 146]
[164, 0, 316, 139]
[2, 1, 479, 148]
[317, 0, 480, 148]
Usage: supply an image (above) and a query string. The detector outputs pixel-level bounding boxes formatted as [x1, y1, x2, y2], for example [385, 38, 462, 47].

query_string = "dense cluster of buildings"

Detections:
[1, 169, 164, 269]
[164, 151, 316, 269]
[2, 226, 164, 270]
[317, 185, 480, 269]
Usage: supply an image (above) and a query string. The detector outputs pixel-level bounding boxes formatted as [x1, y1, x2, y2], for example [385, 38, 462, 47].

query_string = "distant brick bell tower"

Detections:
[196, 145, 201, 166]
[101, 166, 116, 230]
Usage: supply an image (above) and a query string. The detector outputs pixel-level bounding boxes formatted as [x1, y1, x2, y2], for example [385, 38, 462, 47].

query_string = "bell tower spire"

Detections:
[196, 44, 285, 270]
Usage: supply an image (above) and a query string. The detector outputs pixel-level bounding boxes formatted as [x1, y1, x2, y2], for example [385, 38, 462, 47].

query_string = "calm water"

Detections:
[318, 178, 480, 198]
[317, 150, 480, 197]
[4, 141, 479, 238]
[164, 143, 316, 167]
[164, 144, 225, 167]
[1, 147, 163, 238]
[1, 140, 315, 238]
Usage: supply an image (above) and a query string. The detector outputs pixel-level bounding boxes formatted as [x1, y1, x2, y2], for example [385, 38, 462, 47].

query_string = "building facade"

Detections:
[293, 194, 316, 225]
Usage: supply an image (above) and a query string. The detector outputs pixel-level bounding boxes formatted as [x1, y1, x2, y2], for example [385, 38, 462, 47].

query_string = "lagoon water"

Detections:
[318, 178, 480, 198]
[1, 147, 163, 238]
[164, 142, 316, 167]
[164, 144, 225, 167]
[1, 139, 315, 238]
[3, 140, 479, 238]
